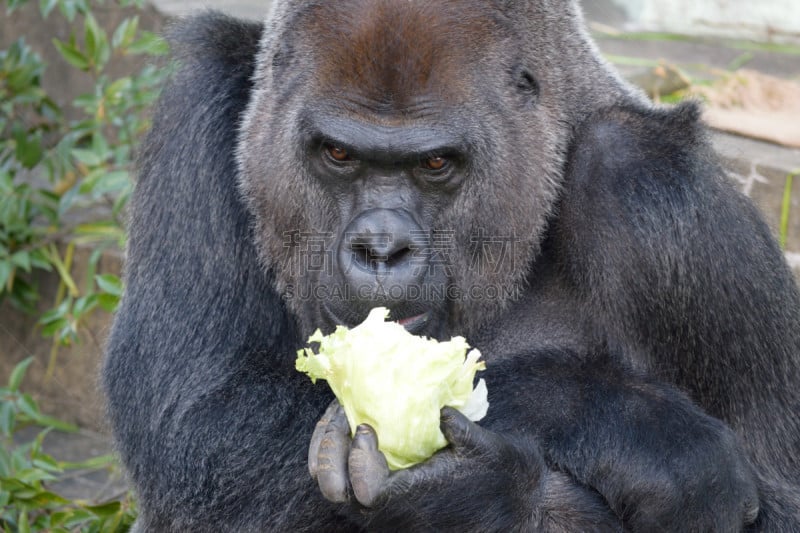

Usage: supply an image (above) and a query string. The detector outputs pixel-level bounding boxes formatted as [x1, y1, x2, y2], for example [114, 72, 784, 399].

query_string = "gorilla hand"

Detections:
[309, 401, 539, 528]
[308, 402, 622, 531]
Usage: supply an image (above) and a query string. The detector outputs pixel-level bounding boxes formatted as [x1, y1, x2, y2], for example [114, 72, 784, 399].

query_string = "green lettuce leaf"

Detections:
[296, 307, 488, 470]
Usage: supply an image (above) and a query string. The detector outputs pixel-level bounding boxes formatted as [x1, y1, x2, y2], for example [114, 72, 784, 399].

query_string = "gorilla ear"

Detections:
[512, 65, 540, 106]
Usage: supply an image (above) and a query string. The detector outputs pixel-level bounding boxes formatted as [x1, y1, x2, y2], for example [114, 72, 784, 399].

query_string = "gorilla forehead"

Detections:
[298, 0, 504, 109]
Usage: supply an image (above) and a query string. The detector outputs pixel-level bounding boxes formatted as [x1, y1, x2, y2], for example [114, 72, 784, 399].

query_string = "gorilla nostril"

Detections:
[350, 241, 385, 270]
[347, 229, 415, 270]
[350, 243, 412, 271]
[386, 246, 412, 268]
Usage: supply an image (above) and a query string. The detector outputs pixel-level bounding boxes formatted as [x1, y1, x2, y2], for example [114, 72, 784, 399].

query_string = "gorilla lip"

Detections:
[321, 301, 431, 335]
[395, 311, 430, 332]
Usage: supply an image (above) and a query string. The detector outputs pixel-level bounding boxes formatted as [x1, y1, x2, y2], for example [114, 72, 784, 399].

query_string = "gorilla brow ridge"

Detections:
[301, 0, 499, 108]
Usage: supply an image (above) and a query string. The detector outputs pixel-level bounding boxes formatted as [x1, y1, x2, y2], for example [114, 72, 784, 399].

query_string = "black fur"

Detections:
[104, 9, 800, 532]
[104, 15, 350, 531]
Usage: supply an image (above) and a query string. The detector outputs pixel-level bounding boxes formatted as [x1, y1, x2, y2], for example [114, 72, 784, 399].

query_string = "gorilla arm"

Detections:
[311, 402, 623, 533]
[310, 348, 758, 532]
[557, 103, 800, 530]
[102, 14, 353, 531]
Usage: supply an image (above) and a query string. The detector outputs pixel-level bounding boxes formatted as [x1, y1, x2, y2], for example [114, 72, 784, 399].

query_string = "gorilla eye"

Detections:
[325, 145, 351, 162]
[423, 157, 448, 171]
[512, 65, 540, 105]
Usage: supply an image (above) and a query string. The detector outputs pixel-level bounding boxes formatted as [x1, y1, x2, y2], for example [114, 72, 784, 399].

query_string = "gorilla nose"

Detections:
[339, 209, 425, 288]
[350, 233, 412, 268]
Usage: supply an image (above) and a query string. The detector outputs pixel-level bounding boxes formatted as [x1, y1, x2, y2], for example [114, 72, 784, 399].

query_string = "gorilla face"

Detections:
[238, 0, 567, 338]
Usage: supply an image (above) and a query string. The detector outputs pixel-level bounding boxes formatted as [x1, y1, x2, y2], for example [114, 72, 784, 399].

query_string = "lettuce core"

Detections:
[296, 307, 488, 470]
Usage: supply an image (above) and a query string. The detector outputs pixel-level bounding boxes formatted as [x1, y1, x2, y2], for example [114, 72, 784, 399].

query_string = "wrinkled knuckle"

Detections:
[319, 435, 338, 451]
[316, 460, 335, 473]
[744, 497, 760, 525]
[385, 471, 416, 497]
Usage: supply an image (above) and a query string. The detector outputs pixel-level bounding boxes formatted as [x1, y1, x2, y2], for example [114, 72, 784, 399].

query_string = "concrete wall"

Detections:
[153, 0, 267, 19]
[608, 0, 800, 44]
[152, 1, 800, 44]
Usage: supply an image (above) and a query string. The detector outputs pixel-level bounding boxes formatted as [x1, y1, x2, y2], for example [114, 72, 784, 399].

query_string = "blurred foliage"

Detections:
[1, 0, 167, 347]
[2, 0, 168, 529]
[1, 358, 137, 532]
[782, 170, 800, 250]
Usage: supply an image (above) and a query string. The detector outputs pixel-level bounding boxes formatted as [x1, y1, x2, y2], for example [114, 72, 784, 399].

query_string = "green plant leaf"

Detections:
[112, 16, 139, 49]
[32, 414, 78, 433]
[0, 261, 11, 292]
[16, 394, 42, 420]
[9, 357, 34, 392]
[85, 14, 98, 62]
[32, 455, 60, 472]
[0, 401, 15, 437]
[127, 31, 169, 56]
[39, 0, 58, 17]
[86, 501, 122, 517]
[9, 278, 39, 314]
[58, 0, 78, 22]
[16, 467, 58, 484]
[84, 13, 110, 69]
[79, 169, 129, 196]
[97, 293, 120, 312]
[780, 170, 799, 249]
[52, 39, 89, 70]
[63, 510, 97, 528]
[96, 274, 123, 296]
[71, 148, 105, 167]
[40, 297, 71, 325]
[18, 511, 30, 533]
[29, 250, 52, 271]
[75, 221, 126, 242]
[39, 316, 67, 333]
[11, 251, 32, 272]
[73, 293, 98, 318]
[13, 129, 44, 169]
[59, 453, 116, 470]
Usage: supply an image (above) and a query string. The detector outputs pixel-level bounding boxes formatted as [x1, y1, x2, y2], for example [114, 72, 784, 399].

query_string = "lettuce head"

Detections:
[296, 307, 488, 470]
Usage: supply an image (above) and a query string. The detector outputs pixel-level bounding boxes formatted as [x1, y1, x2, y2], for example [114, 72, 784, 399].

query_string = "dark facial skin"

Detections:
[299, 109, 470, 336]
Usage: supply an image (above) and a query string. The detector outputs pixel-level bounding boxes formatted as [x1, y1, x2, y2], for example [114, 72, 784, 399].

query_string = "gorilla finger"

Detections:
[741, 475, 759, 526]
[349, 424, 389, 507]
[744, 498, 759, 526]
[308, 400, 343, 478]
[316, 409, 352, 503]
[382, 448, 459, 500]
[440, 406, 499, 454]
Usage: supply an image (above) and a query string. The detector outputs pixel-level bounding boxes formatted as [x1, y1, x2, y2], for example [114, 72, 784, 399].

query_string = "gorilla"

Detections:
[103, 1, 800, 531]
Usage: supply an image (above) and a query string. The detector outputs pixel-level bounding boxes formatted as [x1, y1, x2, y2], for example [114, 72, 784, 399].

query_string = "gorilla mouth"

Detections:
[322, 300, 432, 335]
[395, 311, 430, 332]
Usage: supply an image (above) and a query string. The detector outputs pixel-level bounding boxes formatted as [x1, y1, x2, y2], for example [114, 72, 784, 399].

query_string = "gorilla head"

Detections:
[237, 0, 632, 338]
